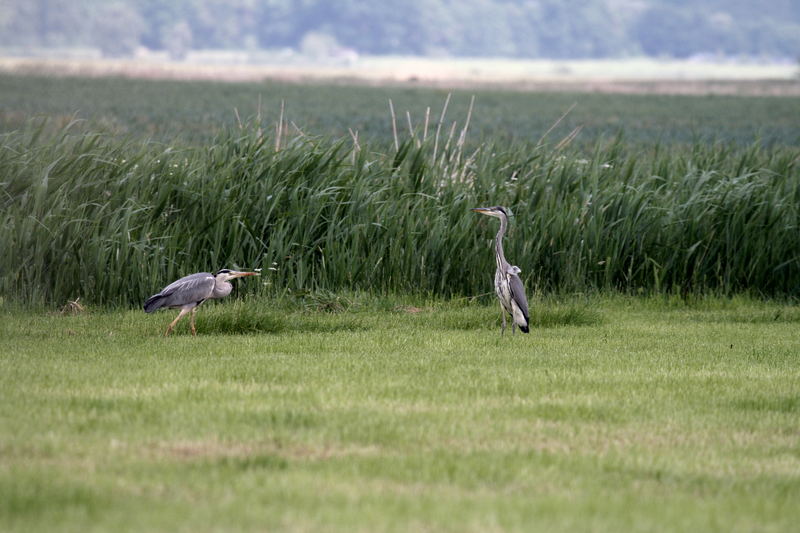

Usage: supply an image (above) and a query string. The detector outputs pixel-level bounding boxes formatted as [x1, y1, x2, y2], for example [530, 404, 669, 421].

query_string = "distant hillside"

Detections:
[2, 0, 798, 60]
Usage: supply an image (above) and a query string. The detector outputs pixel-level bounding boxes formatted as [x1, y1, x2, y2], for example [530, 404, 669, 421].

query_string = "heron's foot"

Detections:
[191, 326, 197, 336]
[164, 327, 173, 337]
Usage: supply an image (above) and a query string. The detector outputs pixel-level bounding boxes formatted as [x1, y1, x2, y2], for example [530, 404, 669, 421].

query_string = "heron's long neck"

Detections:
[212, 278, 233, 299]
[495, 215, 508, 268]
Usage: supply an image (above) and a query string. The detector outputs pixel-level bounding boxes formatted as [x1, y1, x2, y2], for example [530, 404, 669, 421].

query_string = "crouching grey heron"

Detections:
[144, 269, 259, 336]
[472, 206, 530, 335]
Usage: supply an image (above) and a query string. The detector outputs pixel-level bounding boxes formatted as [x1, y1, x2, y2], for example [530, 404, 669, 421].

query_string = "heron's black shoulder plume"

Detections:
[143, 293, 166, 313]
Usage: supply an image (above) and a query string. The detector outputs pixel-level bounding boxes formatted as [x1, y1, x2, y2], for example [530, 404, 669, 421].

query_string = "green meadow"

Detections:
[1, 73, 800, 531]
[2, 74, 800, 147]
[1, 296, 799, 532]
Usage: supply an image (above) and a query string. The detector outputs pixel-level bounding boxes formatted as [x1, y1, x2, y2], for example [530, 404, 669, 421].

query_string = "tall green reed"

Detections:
[2, 117, 798, 308]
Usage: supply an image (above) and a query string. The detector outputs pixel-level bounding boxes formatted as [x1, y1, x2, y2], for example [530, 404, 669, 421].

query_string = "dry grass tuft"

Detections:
[59, 298, 86, 315]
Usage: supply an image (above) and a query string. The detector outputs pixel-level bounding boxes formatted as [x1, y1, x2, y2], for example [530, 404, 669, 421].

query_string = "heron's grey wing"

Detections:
[144, 273, 214, 312]
[159, 272, 214, 295]
[508, 271, 529, 320]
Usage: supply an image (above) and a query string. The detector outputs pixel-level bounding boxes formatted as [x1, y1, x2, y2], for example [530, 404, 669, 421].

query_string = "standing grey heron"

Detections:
[143, 269, 259, 336]
[472, 206, 530, 335]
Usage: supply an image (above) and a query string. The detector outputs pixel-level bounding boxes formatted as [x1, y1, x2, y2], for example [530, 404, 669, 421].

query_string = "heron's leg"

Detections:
[165, 308, 189, 336]
[512, 321, 516, 335]
[500, 303, 507, 336]
[190, 308, 198, 336]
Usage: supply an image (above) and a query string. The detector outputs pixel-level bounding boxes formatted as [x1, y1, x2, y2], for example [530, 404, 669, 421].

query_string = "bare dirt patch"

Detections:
[2, 56, 798, 96]
[142, 438, 381, 462]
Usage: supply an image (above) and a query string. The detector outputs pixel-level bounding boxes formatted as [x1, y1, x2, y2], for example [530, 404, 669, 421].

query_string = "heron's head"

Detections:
[471, 206, 511, 219]
[214, 268, 259, 282]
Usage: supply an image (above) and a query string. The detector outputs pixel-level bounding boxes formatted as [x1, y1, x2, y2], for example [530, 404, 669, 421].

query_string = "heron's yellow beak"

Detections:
[471, 207, 491, 215]
[231, 271, 259, 279]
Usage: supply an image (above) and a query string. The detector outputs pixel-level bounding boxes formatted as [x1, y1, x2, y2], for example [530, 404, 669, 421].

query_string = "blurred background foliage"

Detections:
[1, 0, 799, 60]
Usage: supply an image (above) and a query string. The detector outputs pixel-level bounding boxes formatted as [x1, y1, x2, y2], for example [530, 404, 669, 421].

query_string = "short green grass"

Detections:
[1, 296, 799, 532]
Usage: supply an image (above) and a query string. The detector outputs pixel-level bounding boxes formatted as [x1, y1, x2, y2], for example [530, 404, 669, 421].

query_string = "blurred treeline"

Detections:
[1, 0, 799, 60]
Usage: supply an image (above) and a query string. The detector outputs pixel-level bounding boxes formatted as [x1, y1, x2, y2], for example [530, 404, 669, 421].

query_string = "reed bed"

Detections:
[2, 117, 799, 308]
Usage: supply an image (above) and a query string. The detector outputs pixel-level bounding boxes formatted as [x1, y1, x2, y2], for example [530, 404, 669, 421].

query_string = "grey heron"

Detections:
[143, 269, 258, 336]
[472, 206, 530, 334]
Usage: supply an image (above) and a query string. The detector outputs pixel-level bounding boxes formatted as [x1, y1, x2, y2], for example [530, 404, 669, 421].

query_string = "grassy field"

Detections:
[2, 73, 800, 147]
[2, 71, 799, 531]
[1, 296, 799, 532]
